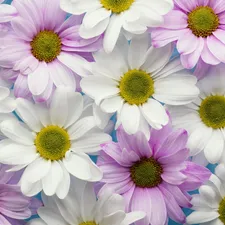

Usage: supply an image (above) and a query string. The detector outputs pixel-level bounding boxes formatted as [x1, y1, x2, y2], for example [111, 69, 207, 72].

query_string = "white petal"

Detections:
[204, 130, 224, 164]
[101, 211, 126, 225]
[42, 161, 63, 196]
[120, 103, 140, 134]
[28, 63, 50, 96]
[0, 120, 34, 145]
[141, 43, 173, 73]
[63, 152, 102, 181]
[21, 179, 42, 197]
[121, 211, 146, 225]
[50, 87, 68, 127]
[58, 52, 91, 76]
[68, 116, 96, 140]
[16, 98, 42, 132]
[64, 91, 83, 128]
[186, 211, 219, 224]
[103, 14, 123, 53]
[0, 143, 37, 165]
[56, 161, 70, 199]
[21, 157, 51, 184]
[26, 218, 46, 225]
[128, 33, 149, 69]
[100, 96, 124, 113]
[141, 99, 168, 129]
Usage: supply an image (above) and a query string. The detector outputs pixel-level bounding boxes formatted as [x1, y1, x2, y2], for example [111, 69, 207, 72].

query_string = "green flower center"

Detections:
[218, 197, 225, 224]
[100, 0, 135, 13]
[199, 95, 225, 129]
[119, 69, 154, 105]
[31, 30, 62, 63]
[187, 6, 219, 38]
[130, 157, 163, 188]
[79, 222, 98, 225]
[35, 125, 71, 161]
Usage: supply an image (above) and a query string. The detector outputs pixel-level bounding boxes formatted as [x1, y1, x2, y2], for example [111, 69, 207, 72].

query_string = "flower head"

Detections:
[0, 87, 111, 199]
[81, 34, 199, 139]
[60, 0, 173, 53]
[0, 0, 102, 102]
[151, 0, 225, 69]
[0, 164, 42, 225]
[168, 63, 225, 164]
[27, 179, 145, 225]
[186, 163, 225, 225]
[97, 123, 211, 225]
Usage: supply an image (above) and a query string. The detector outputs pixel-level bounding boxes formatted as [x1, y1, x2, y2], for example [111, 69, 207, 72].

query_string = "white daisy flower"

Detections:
[0, 87, 111, 199]
[27, 178, 146, 225]
[60, 0, 173, 53]
[186, 163, 225, 225]
[80, 34, 199, 139]
[168, 63, 225, 165]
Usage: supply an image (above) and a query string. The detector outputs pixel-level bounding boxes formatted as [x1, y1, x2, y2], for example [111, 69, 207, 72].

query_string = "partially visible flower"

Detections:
[0, 164, 42, 225]
[0, 0, 102, 102]
[27, 178, 145, 225]
[60, 0, 173, 53]
[168, 63, 225, 164]
[0, 87, 111, 199]
[151, 0, 225, 69]
[97, 123, 211, 225]
[186, 163, 225, 225]
[83, 95, 114, 134]
[81, 34, 199, 139]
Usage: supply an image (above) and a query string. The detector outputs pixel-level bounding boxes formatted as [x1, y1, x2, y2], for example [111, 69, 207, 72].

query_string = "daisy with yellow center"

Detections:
[187, 164, 225, 225]
[27, 180, 145, 225]
[0, 87, 111, 199]
[81, 34, 199, 138]
[60, 0, 173, 53]
[0, 0, 101, 102]
[168, 63, 225, 165]
[152, 0, 225, 70]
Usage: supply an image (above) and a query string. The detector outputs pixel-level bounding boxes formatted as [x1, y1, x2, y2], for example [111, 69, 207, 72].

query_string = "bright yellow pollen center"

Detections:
[79, 222, 98, 225]
[218, 197, 225, 224]
[119, 69, 154, 105]
[31, 30, 62, 63]
[199, 95, 225, 129]
[35, 125, 71, 161]
[100, 0, 135, 13]
[188, 6, 219, 38]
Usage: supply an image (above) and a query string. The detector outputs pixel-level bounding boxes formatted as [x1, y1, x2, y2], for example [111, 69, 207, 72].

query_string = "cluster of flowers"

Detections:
[0, 0, 225, 224]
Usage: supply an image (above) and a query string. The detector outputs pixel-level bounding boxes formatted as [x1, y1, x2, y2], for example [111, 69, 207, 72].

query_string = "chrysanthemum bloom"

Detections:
[186, 163, 225, 225]
[0, 164, 42, 225]
[81, 34, 199, 138]
[151, 0, 225, 69]
[0, 0, 102, 102]
[168, 63, 225, 164]
[60, 0, 173, 53]
[0, 87, 111, 199]
[27, 179, 145, 225]
[97, 123, 211, 225]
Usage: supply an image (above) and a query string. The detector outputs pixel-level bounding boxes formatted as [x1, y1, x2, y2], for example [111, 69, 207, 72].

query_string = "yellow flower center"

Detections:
[35, 125, 71, 160]
[199, 95, 225, 129]
[119, 69, 154, 105]
[31, 30, 62, 63]
[79, 222, 98, 225]
[130, 157, 163, 188]
[188, 6, 219, 38]
[218, 197, 225, 224]
[100, 0, 135, 13]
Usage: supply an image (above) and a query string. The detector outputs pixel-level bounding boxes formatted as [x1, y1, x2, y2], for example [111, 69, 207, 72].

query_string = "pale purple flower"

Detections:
[97, 122, 211, 225]
[0, 164, 42, 225]
[0, 0, 102, 102]
[151, 0, 225, 69]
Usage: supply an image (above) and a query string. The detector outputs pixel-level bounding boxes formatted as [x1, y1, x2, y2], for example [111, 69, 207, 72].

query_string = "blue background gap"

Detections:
[2, 0, 216, 224]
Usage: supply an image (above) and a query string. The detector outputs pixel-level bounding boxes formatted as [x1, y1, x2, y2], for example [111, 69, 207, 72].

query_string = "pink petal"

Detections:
[14, 74, 31, 99]
[0, 4, 18, 23]
[174, 0, 197, 12]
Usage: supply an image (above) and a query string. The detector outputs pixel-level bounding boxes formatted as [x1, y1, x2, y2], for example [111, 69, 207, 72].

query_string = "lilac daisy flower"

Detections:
[0, 164, 42, 225]
[0, 0, 102, 102]
[151, 0, 225, 69]
[97, 122, 211, 225]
